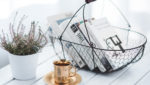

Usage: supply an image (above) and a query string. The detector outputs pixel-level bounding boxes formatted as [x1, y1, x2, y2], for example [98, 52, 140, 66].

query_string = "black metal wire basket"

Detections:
[50, 0, 147, 73]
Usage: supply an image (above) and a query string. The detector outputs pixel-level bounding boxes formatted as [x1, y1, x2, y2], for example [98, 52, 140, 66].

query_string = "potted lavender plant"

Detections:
[0, 16, 47, 80]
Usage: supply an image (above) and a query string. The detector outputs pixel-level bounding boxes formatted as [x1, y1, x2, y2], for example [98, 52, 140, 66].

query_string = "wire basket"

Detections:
[50, 0, 147, 73]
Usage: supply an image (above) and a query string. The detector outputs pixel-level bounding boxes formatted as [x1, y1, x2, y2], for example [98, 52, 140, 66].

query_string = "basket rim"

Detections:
[60, 27, 147, 51]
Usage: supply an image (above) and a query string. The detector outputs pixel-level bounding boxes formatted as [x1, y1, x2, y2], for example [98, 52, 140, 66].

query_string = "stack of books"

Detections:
[47, 13, 120, 72]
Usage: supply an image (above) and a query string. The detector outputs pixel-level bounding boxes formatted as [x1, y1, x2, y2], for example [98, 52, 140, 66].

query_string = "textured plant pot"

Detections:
[8, 53, 38, 80]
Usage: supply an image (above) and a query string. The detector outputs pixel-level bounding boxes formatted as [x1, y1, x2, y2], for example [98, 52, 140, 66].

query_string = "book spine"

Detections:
[64, 25, 94, 70]
[59, 21, 86, 68]
[70, 24, 107, 71]
[81, 23, 114, 71]
[64, 42, 85, 68]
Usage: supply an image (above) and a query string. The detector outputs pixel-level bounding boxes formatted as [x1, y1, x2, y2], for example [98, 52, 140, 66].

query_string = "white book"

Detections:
[76, 18, 109, 72]
[48, 13, 86, 68]
[59, 29, 86, 68]
[88, 18, 120, 70]
[59, 19, 95, 70]
[46, 13, 85, 67]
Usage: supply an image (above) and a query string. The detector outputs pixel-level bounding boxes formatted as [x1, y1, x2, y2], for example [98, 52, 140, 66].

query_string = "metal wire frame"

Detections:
[50, 0, 147, 73]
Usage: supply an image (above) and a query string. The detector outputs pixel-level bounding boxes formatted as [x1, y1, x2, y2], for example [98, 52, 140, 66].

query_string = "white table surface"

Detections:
[0, 41, 150, 85]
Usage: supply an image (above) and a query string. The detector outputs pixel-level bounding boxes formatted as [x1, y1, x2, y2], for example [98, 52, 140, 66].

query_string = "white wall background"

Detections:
[0, 0, 150, 20]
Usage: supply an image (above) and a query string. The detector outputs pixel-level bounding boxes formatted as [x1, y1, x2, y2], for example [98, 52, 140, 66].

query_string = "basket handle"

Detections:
[85, 0, 96, 3]
[108, 0, 131, 29]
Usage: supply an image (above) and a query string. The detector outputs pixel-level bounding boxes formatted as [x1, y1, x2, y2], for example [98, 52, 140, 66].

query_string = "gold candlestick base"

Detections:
[44, 72, 81, 85]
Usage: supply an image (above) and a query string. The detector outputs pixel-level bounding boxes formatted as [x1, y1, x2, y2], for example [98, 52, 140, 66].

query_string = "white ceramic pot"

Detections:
[8, 53, 38, 80]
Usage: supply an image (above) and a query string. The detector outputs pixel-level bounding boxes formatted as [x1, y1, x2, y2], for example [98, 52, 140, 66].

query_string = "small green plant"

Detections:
[0, 15, 47, 55]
